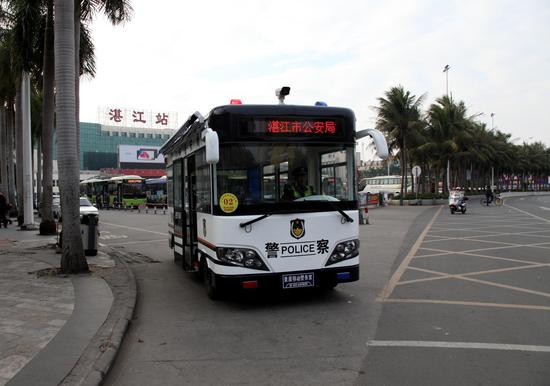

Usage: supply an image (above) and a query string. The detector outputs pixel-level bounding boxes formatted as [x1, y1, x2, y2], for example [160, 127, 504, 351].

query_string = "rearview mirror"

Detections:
[356, 128, 389, 159]
[203, 128, 219, 164]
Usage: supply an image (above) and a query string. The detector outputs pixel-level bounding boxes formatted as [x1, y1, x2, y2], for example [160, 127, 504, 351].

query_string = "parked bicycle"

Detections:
[480, 194, 503, 206]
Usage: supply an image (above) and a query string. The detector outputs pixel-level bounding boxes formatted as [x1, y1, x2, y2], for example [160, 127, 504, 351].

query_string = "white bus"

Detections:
[161, 95, 387, 299]
[358, 175, 410, 198]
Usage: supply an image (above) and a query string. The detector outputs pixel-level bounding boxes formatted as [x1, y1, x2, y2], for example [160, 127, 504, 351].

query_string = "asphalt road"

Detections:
[363, 195, 550, 386]
[97, 195, 550, 385]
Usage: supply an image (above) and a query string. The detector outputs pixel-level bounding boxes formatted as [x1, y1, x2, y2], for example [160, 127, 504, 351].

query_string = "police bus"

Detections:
[160, 90, 388, 299]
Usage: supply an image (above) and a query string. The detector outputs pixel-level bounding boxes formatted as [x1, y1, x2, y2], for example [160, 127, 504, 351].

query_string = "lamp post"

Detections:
[443, 65, 450, 96]
[491, 113, 495, 189]
[443, 64, 451, 191]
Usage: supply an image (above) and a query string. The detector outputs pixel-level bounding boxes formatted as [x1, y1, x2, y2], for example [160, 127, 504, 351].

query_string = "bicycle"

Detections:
[480, 194, 503, 206]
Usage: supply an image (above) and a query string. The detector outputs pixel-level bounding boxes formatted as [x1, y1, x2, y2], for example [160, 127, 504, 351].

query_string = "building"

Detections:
[49, 121, 175, 190]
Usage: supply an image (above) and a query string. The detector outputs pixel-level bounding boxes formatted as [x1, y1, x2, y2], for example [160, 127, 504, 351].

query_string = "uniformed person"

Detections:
[283, 167, 314, 200]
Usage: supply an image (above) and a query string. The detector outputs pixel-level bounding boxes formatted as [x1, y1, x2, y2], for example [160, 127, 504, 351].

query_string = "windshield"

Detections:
[215, 143, 355, 214]
[80, 198, 93, 206]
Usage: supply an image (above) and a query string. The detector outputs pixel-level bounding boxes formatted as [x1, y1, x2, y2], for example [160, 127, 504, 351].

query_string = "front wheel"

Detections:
[203, 263, 221, 300]
[461, 208, 466, 214]
[495, 197, 503, 206]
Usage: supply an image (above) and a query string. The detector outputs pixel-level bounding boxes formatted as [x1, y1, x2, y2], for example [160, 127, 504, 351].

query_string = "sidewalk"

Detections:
[0, 218, 136, 386]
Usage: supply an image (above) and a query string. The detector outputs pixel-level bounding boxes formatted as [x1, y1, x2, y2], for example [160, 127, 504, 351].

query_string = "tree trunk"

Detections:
[74, 1, 81, 159]
[15, 85, 23, 223]
[7, 102, 16, 206]
[40, 0, 57, 235]
[36, 140, 42, 208]
[0, 108, 7, 196]
[55, 0, 87, 273]
[399, 136, 405, 206]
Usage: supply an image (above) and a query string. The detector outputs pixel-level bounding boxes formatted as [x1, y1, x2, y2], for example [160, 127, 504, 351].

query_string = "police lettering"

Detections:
[281, 243, 315, 255]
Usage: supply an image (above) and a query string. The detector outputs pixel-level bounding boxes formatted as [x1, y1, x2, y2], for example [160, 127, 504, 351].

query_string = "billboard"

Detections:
[118, 145, 165, 165]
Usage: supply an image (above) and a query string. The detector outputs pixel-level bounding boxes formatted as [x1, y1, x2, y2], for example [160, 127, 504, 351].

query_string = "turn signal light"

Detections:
[230, 99, 242, 105]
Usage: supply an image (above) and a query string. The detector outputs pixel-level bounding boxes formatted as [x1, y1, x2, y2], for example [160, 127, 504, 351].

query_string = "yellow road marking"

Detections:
[397, 263, 550, 286]
[505, 203, 550, 224]
[380, 298, 550, 312]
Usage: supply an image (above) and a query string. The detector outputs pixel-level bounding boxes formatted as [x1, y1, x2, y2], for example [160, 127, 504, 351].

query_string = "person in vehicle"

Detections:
[283, 167, 314, 200]
[485, 185, 494, 205]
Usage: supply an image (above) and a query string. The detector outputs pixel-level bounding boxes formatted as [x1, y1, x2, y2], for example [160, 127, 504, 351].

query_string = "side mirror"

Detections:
[356, 128, 389, 159]
[203, 128, 219, 164]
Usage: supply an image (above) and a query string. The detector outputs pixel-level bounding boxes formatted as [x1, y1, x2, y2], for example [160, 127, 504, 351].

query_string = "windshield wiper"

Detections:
[328, 201, 354, 223]
[239, 213, 273, 228]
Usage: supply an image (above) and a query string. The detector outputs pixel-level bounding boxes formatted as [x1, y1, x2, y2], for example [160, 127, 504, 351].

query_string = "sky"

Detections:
[79, 0, 550, 159]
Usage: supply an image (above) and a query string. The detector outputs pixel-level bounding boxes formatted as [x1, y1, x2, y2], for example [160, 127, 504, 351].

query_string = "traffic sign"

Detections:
[412, 165, 422, 178]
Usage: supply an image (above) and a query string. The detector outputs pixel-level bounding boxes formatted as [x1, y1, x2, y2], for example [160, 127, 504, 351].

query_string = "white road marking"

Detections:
[540, 206, 550, 211]
[103, 239, 167, 246]
[367, 340, 550, 353]
[100, 221, 166, 236]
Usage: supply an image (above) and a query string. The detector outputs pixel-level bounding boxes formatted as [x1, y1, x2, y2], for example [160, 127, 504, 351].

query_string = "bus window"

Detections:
[321, 150, 349, 200]
[262, 165, 276, 200]
[195, 150, 211, 213]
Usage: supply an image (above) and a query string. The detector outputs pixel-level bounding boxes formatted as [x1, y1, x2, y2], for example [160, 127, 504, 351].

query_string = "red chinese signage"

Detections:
[266, 120, 337, 135]
[101, 107, 177, 129]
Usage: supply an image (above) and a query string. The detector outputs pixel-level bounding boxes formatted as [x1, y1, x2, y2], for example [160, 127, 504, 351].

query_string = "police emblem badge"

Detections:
[290, 218, 305, 239]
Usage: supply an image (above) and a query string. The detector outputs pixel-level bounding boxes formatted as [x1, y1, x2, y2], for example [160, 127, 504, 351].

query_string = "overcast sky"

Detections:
[80, 0, 550, 157]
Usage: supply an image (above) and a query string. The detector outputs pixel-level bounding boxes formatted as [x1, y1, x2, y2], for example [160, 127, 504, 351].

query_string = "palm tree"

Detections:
[40, 0, 56, 234]
[373, 85, 425, 205]
[55, 0, 87, 273]
[421, 95, 473, 193]
[74, 0, 131, 154]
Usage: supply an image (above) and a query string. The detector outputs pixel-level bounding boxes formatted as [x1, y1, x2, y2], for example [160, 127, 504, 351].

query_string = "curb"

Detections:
[61, 249, 137, 386]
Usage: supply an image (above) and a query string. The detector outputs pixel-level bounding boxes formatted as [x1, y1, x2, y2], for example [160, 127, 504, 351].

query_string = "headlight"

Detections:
[326, 239, 360, 266]
[216, 247, 268, 271]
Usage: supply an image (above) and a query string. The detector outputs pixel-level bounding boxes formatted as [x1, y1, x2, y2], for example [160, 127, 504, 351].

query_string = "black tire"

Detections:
[461, 208, 466, 214]
[450, 208, 456, 214]
[320, 281, 338, 291]
[203, 261, 220, 300]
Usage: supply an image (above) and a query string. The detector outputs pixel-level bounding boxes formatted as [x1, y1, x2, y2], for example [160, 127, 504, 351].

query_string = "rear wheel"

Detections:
[461, 208, 466, 214]
[495, 197, 503, 206]
[450, 208, 456, 214]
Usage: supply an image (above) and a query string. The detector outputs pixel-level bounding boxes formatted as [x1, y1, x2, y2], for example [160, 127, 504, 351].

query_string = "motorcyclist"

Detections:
[485, 185, 494, 205]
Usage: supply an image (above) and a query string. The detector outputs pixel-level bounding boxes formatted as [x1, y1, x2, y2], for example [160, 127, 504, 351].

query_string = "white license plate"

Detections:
[282, 272, 315, 289]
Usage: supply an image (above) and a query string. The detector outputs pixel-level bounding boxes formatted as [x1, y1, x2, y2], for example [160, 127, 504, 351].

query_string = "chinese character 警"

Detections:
[265, 242, 279, 252]
[109, 108, 123, 123]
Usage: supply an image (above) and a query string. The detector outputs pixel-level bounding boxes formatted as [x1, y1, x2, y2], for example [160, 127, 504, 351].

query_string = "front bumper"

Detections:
[211, 265, 359, 291]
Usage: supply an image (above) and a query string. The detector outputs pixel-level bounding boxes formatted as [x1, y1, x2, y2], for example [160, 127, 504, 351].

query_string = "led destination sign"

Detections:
[239, 117, 344, 138]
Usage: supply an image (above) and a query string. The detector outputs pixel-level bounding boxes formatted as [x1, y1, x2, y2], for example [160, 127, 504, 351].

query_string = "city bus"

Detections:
[80, 175, 146, 208]
[145, 176, 167, 207]
[358, 175, 411, 198]
[160, 95, 387, 299]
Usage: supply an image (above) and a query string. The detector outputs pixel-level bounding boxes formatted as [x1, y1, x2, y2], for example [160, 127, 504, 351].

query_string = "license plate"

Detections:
[282, 272, 315, 289]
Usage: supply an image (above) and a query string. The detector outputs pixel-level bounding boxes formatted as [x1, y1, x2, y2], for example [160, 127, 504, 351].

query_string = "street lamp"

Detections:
[443, 65, 450, 96]
[443, 64, 451, 191]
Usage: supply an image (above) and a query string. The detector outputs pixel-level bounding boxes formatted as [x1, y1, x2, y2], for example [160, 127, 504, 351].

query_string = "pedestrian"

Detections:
[0, 191, 9, 228]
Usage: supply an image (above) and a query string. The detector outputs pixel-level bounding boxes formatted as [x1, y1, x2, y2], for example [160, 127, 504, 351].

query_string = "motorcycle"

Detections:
[449, 190, 468, 214]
